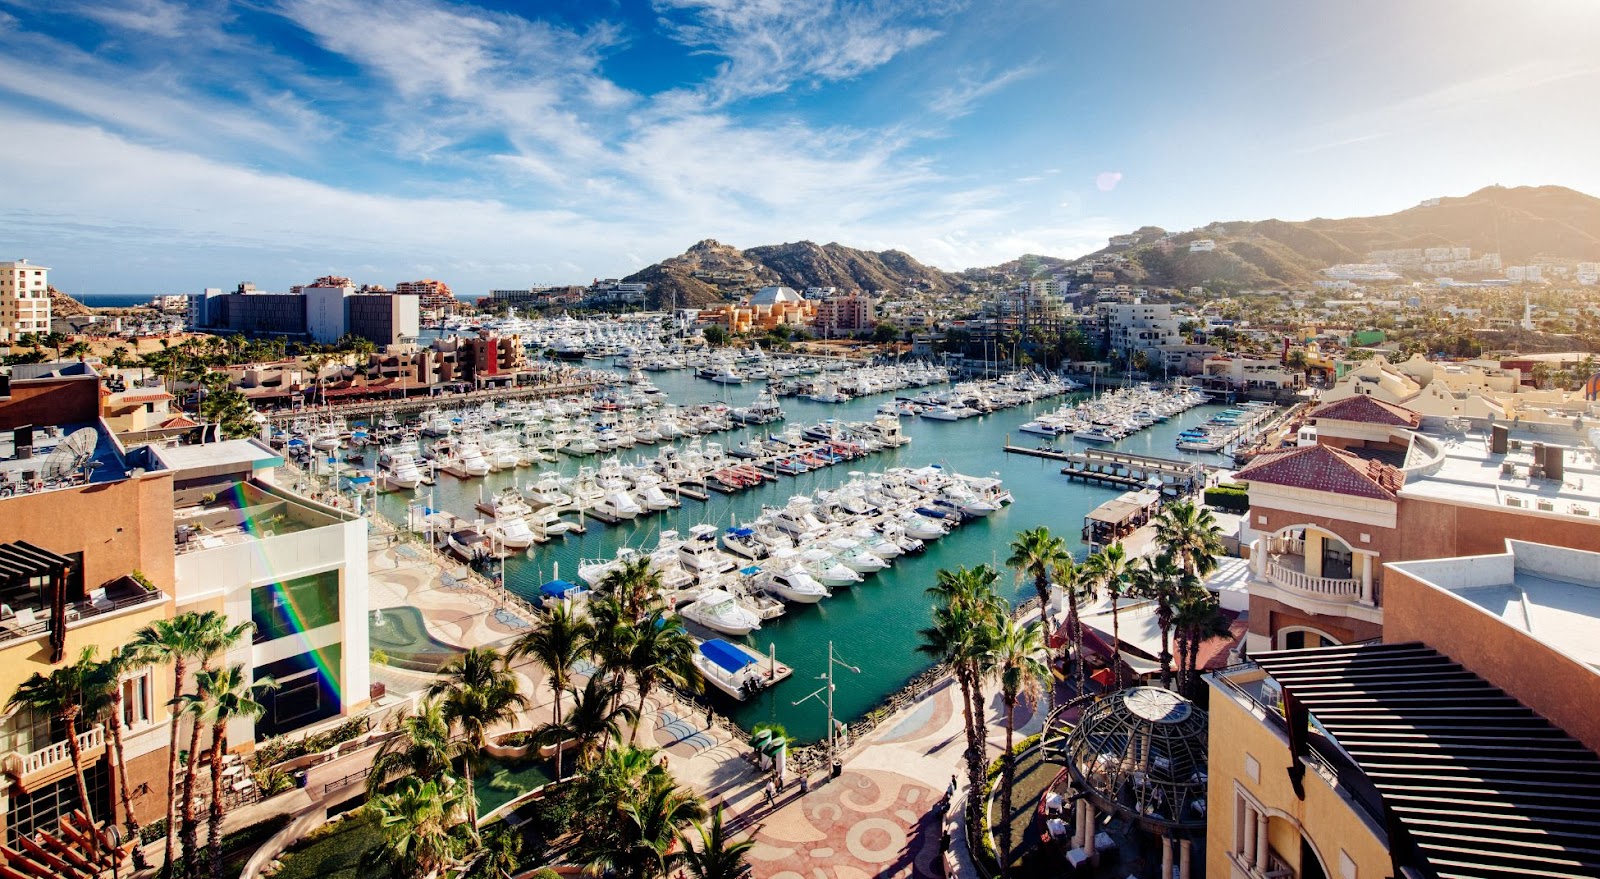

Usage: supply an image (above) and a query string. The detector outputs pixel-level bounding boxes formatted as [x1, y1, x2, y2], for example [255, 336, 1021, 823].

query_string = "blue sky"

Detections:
[1, 0, 1597, 295]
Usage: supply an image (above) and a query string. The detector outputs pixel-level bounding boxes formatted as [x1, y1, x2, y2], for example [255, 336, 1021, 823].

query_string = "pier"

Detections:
[1002, 439, 1207, 494]
[263, 380, 603, 426]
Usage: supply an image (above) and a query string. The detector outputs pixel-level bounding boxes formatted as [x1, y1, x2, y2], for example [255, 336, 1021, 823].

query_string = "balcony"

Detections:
[3, 725, 107, 793]
[1258, 536, 1367, 603]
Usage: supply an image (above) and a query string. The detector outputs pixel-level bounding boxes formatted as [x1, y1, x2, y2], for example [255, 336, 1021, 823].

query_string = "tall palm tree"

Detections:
[1132, 553, 1193, 689]
[619, 609, 699, 744]
[1152, 500, 1225, 580]
[535, 674, 638, 770]
[363, 776, 471, 879]
[510, 602, 593, 780]
[1052, 554, 1095, 696]
[131, 611, 222, 876]
[677, 806, 754, 879]
[9, 648, 99, 825]
[177, 616, 252, 873]
[599, 555, 664, 620]
[427, 647, 528, 834]
[989, 618, 1049, 878]
[1172, 587, 1232, 697]
[83, 645, 151, 868]
[194, 665, 273, 879]
[1080, 542, 1132, 689]
[64, 340, 93, 362]
[469, 824, 523, 879]
[1005, 526, 1069, 616]
[367, 698, 458, 797]
[587, 776, 706, 879]
[919, 565, 1003, 826]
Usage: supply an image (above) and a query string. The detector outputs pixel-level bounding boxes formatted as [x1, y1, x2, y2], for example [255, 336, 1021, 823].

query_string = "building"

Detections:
[194, 283, 419, 346]
[0, 364, 177, 841]
[1102, 300, 1182, 355]
[156, 442, 372, 741]
[394, 279, 456, 318]
[1200, 356, 1305, 392]
[346, 290, 421, 346]
[0, 260, 51, 344]
[1233, 394, 1600, 653]
[699, 286, 817, 333]
[1207, 539, 1600, 879]
[814, 292, 876, 336]
[1189, 239, 1216, 253]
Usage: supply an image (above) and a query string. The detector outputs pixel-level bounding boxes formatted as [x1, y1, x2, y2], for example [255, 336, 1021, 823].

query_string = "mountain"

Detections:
[49, 286, 91, 317]
[986, 185, 1600, 291]
[622, 239, 971, 307]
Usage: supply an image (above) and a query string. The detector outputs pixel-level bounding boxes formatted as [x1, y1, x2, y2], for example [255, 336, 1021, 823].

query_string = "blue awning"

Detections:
[728, 527, 754, 537]
[700, 639, 755, 674]
[539, 579, 582, 598]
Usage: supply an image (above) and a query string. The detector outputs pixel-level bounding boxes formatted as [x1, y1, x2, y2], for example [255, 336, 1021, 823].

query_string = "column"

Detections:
[1073, 799, 1087, 848]
[1242, 806, 1258, 870]
[1180, 838, 1192, 879]
[1255, 811, 1271, 873]
[1161, 835, 1174, 879]
[1360, 554, 1375, 605]
[1084, 804, 1097, 856]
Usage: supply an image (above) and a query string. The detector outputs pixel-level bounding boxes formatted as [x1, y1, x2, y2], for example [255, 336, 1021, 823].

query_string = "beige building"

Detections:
[1207, 538, 1600, 879]
[0, 260, 51, 344]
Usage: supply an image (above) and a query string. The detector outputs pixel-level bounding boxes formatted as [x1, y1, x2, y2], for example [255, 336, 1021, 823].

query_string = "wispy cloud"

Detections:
[928, 61, 1039, 119]
[652, 0, 951, 105]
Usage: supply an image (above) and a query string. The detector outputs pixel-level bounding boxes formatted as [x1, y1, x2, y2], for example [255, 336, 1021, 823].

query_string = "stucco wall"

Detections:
[0, 472, 176, 594]
[0, 377, 103, 430]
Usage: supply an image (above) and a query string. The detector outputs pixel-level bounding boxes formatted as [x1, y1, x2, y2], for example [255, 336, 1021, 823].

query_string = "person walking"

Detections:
[763, 780, 776, 809]
[800, 774, 810, 795]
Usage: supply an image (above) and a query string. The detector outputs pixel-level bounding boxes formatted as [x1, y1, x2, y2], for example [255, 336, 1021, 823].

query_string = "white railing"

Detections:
[1266, 562, 1361, 599]
[1266, 536, 1305, 556]
[19, 725, 104, 776]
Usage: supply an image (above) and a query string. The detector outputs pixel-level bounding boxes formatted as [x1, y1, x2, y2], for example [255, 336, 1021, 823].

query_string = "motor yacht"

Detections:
[677, 524, 738, 576]
[678, 589, 762, 636]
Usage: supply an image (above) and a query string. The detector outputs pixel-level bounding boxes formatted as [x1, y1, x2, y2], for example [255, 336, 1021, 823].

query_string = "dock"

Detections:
[1003, 441, 1207, 494]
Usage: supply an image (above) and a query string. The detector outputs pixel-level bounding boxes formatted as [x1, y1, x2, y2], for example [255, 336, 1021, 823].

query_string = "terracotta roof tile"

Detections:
[1235, 443, 1403, 500]
[1309, 394, 1421, 428]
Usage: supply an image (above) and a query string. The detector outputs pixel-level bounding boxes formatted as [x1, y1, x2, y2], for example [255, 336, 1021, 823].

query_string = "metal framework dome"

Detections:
[1050, 687, 1209, 833]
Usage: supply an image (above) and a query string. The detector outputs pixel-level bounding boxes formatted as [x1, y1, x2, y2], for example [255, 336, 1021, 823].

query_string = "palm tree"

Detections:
[9, 648, 99, 826]
[599, 555, 663, 620]
[107, 346, 131, 372]
[427, 647, 528, 834]
[535, 674, 637, 770]
[1152, 500, 1224, 580]
[989, 618, 1049, 878]
[469, 823, 524, 879]
[194, 665, 273, 879]
[83, 645, 151, 867]
[177, 616, 253, 873]
[1172, 588, 1232, 697]
[510, 602, 593, 780]
[677, 806, 753, 879]
[619, 609, 699, 744]
[64, 340, 93, 362]
[1132, 553, 1193, 689]
[1052, 554, 1094, 696]
[919, 565, 1003, 826]
[1080, 543, 1132, 689]
[1005, 526, 1069, 616]
[587, 775, 706, 879]
[367, 698, 458, 797]
[131, 611, 223, 876]
[363, 776, 471, 879]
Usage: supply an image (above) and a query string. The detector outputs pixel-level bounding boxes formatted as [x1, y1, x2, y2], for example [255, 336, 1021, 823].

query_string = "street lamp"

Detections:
[792, 640, 860, 766]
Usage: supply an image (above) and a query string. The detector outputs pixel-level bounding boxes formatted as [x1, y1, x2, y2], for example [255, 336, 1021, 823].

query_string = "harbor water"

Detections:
[366, 364, 1234, 742]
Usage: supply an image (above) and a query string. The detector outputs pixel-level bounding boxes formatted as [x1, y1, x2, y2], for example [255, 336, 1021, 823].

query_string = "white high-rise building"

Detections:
[0, 259, 51, 343]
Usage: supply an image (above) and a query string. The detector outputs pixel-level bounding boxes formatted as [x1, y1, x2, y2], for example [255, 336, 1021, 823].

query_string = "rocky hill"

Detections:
[49, 286, 91, 317]
[623, 239, 970, 307]
[981, 185, 1600, 291]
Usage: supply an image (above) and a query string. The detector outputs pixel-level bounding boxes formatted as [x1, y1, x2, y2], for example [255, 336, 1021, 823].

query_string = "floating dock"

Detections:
[1003, 441, 1207, 494]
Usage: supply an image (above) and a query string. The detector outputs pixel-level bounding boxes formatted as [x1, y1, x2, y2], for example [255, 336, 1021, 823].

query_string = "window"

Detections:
[8, 761, 111, 844]
[121, 671, 153, 727]
[250, 569, 341, 642]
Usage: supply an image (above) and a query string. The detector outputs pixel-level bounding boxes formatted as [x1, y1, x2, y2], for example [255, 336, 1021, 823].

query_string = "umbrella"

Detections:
[762, 736, 787, 757]
[750, 729, 772, 750]
[1091, 667, 1115, 687]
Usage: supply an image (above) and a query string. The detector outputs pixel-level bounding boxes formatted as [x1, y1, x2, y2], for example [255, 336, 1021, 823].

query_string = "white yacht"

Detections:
[677, 524, 738, 576]
[678, 589, 762, 636]
[760, 554, 830, 604]
[596, 489, 642, 520]
[800, 548, 863, 589]
[828, 537, 889, 573]
[487, 516, 538, 549]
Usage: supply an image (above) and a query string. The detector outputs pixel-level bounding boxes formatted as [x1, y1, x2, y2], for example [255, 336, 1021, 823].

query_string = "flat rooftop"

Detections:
[0, 421, 133, 494]
[153, 439, 283, 480]
[1399, 429, 1600, 517]
[1391, 540, 1600, 671]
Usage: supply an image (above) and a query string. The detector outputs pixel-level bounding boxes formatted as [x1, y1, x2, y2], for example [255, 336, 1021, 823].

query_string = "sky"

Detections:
[2, 0, 1598, 296]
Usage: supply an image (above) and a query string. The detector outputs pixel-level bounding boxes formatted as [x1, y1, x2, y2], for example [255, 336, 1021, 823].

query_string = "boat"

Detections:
[721, 527, 768, 561]
[487, 516, 539, 549]
[760, 554, 831, 604]
[596, 490, 642, 520]
[446, 528, 491, 562]
[800, 548, 863, 589]
[678, 589, 762, 636]
[677, 524, 738, 576]
[538, 579, 590, 609]
[693, 639, 770, 700]
[828, 537, 889, 573]
[1073, 426, 1120, 444]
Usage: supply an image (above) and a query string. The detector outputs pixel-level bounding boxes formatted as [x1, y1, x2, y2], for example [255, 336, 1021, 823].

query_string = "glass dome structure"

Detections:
[1049, 687, 1209, 833]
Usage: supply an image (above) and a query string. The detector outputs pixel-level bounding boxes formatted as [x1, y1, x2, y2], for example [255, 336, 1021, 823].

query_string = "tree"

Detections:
[198, 371, 258, 439]
[427, 647, 528, 834]
[870, 322, 900, 344]
[1172, 587, 1232, 697]
[367, 699, 458, 797]
[1005, 527, 1068, 621]
[1079, 543, 1132, 689]
[919, 565, 1002, 826]
[189, 665, 273, 879]
[175, 616, 252, 874]
[9, 649, 100, 827]
[618, 609, 699, 743]
[598, 555, 664, 621]
[535, 674, 638, 771]
[83, 646, 153, 867]
[702, 324, 728, 348]
[64, 340, 93, 362]
[107, 346, 132, 371]
[1152, 500, 1224, 581]
[510, 603, 593, 780]
[468, 823, 524, 879]
[131, 611, 232, 876]
[1131, 553, 1193, 689]
[989, 617, 1048, 877]
[363, 776, 472, 879]
[676, 806, 753, 879]
[585, 774, 705, 879]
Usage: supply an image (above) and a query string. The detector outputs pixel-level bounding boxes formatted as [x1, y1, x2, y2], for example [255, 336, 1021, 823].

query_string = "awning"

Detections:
[538, 579, 582, 598]
[700, 639, 755, 674]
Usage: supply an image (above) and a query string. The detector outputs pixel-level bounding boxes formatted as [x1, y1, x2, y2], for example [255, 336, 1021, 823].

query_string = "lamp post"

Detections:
[792, 640, 859, 764]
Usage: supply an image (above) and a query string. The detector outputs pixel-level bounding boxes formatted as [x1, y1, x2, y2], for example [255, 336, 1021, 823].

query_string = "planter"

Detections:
[486, 730, 535, 760]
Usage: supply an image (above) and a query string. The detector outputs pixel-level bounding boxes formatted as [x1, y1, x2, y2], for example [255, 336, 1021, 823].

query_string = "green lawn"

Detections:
[271, 812, 385, 879]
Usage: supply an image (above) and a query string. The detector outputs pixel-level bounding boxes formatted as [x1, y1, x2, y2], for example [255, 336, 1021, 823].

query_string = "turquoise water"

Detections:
[366, 365, 1231, 742]
[477, 755, 554, 816]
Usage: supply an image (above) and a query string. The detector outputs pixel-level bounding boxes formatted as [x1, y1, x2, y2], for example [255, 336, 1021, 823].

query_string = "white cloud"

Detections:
[928, 62, 1039, 119]
[652, 0, 947, 104]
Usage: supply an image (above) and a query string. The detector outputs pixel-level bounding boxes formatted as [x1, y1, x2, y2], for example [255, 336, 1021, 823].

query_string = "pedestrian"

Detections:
[948, 775, 958, 798]
[763, 780, 776, 809]
[775, 775, 784, 794]
[800, 774, 810, 795]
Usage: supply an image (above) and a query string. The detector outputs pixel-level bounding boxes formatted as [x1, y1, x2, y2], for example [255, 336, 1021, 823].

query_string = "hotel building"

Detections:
[0, 260, 50, 344]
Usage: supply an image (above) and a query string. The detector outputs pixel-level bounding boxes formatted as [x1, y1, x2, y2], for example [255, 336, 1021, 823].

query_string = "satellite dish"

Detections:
[39, 428, 98, 482]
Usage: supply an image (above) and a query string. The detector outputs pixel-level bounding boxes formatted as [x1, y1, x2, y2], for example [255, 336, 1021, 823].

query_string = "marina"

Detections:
[338, 360, 1242, 742]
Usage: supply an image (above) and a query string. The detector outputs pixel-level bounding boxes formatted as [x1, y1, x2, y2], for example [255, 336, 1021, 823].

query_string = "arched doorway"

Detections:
[1277, 626, 1342, 651]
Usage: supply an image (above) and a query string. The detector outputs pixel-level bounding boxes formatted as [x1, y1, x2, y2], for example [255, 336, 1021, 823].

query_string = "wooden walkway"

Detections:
[264, 380, 602, 425]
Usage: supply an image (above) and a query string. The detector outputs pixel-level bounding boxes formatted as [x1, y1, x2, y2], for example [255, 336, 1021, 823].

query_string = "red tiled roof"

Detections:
[159, 415, 200, 429]
[1235, 443, 1404, 500]
[1309, 394, 1421, 428]
[117, 392, 173, 403]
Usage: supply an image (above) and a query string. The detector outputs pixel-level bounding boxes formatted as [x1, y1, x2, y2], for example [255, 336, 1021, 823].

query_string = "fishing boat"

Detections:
[678, 589, 762, 636]
[693, 639, 771, 700]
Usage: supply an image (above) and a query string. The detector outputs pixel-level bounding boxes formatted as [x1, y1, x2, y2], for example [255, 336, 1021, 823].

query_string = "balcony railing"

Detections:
[4, 725, 107, 792]
[1265, 535, 1304, 556]
[1265, 561, 1362, 600]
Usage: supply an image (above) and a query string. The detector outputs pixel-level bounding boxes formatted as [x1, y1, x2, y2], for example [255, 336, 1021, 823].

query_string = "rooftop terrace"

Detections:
[1399, 429, 1600, 518]
[0, 420, 142, 497]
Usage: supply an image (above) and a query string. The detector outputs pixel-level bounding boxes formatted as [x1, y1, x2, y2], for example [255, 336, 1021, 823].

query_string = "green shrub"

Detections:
[527, 786, 576, 839]
[273, 811, 384, 879]
[1204, 484, 1250, 513]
